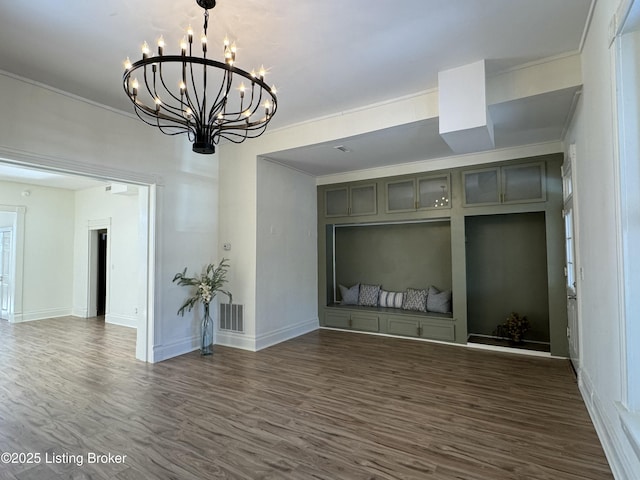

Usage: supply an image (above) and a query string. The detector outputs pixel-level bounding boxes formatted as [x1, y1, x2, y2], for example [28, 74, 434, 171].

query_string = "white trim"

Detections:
[216, 330, 256, 351]
[105, 313, 137, 329]
[0, 69, 136, 121]
[152, 336, 199, 363]
[254, 318, 319, 351]
[13, 308, 73, 323]
[580, 370, 637, 479]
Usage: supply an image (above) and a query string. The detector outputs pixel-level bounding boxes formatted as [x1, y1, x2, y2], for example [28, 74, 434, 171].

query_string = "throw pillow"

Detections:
[402, 288, 428, 312]
[427, 285, 452, 313]
[339, 284, 360, 305]
[379, 290, 404, 309]
[358, 284, 381, 307]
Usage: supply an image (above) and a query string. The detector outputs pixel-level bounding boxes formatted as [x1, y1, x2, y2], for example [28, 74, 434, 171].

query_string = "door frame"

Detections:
[0, 206, 25, 323]
[0, 152, 157, 363]
[87, 220, 111, 319]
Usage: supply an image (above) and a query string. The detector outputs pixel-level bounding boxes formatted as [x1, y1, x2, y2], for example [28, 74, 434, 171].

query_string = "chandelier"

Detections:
[122, 0, 278, 154]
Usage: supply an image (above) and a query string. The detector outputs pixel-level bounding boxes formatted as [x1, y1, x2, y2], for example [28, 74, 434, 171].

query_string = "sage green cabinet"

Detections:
[325, 183, 377, 217]
[323, 309, 380, 332]
[386, 174, 450, 213]
[463, 162, 546, 206]
[387, 315, 455, 341]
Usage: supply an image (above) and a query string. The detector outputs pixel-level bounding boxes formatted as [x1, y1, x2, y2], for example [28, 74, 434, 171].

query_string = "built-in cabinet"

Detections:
[317, 154, 568, 356]
[462, 161, 546, 206]
[386, 173, 451, 213]
[324, 307, 455, 342]
[325, 183, 377, 217]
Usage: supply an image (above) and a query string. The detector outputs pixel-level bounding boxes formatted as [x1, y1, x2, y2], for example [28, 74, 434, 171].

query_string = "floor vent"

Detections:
[219, 303, 244, 333]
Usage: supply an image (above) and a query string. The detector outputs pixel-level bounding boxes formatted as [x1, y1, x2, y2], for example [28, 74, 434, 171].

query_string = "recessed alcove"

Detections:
[327, 220, 452, 305]
[465, 212, 550, 351]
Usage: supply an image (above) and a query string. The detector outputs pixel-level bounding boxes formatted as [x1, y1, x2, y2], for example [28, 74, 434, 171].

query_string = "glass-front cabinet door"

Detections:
[502, 162, 546, 203]
[417, 175, 450, 209]
[350, 184, 377, 216]
[325, 184, 377, 217]
[325, 187, 349, 217]
[463, 168, 500, 206]
[386, 179, 415, 213]
[386, 174, 451, 213]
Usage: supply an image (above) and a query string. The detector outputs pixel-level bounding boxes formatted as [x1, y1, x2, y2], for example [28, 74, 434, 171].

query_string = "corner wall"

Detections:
[565, 0, 640, 476]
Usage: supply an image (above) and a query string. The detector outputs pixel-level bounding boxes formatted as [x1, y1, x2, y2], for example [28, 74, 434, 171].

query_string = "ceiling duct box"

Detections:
[438, 60, 495, 154]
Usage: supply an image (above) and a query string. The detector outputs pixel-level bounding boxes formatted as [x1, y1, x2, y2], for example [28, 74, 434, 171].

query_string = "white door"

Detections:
[562, 151, 579, 371]
[0, 228, 12, 320]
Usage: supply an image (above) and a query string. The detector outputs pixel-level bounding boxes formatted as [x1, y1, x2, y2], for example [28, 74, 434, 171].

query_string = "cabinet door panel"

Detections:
[351, 184, 377, 216]
[386, 180, 415, 212]
[387, 317, 420, 337]
[324, 311, 350, 328]
[351, 313, 379, 332]
[502, 163, 546, 203]
[325, 188, 349, 217]
[463, 168, 500, 205]
[420, 321, 455, 341]
[418, 175, 450, 209]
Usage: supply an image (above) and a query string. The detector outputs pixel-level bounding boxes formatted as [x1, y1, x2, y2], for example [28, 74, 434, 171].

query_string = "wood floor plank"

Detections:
[0, 317, 612, 479]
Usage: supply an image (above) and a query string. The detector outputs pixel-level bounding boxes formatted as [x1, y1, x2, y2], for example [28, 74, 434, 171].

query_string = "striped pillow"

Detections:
[379, 290, 404, 309]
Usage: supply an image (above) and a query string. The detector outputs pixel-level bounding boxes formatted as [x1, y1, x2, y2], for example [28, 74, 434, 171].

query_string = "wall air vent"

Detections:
[219, 303, 244, 333]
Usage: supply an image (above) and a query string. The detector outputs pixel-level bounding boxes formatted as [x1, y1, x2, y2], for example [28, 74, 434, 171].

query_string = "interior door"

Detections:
[0, 228, 12, 320]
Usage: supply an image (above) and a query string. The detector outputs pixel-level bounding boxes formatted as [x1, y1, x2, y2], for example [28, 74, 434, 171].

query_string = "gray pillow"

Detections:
[427, 285, 452, 313]
[358, 284, 381, 307]
[402, 288, 428, 312]
[339, 284, 360, 305]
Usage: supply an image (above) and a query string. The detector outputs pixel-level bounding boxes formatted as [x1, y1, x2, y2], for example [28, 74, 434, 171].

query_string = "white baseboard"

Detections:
[152, 335, 199, 362]
[72, 307, 89, 318]
[255, 318, 319, 351]
[215, 318, 320, 352]
[12, 307, 73, 323]
[216, 330, 258, 351]
[105, 313, 137, 329]
[579, 369, 638, 479]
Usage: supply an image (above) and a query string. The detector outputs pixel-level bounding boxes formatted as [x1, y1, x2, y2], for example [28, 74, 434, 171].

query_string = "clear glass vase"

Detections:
[201, 303, 213, 355]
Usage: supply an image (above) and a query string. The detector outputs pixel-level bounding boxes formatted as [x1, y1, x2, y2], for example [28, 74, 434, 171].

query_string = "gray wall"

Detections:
[465, 212, 550, 342]
[334, 221, 452, 300]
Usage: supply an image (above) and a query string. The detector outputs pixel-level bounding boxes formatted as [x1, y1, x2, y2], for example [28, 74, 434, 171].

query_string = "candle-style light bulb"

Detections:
[187, 25, 194, 43]
[180, 37, 188, 55]
[250, 69, 257, 78]
[132, 78, 139, 97]
[124, 57, 132, 70]
[201, 34, 207, 53]
[258, 65, 266, 80]
[157, 36, 165, 55]
[179, 81, 186, 93]
[154, 97, 162, 111]
[223, 36, 230, 47]
[141, 41, 150, 58]
[238, 82, 246, 98]
[271, 85, 277, 95]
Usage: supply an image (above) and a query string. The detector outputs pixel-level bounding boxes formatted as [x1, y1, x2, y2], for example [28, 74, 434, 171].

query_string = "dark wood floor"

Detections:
[0, 317, 612, 479]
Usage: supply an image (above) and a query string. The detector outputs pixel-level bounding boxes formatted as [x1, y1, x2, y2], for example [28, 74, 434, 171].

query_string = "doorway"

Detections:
[96, 229, 107, 317]
[0, 227, 12, 320]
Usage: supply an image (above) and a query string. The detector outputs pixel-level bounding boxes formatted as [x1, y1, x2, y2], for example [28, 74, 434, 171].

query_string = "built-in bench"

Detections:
[322, 303, 456, 342]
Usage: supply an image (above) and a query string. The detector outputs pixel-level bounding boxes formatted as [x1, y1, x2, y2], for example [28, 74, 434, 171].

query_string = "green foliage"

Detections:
[172, 258, 232, 316]
[495, 311, 530, 341]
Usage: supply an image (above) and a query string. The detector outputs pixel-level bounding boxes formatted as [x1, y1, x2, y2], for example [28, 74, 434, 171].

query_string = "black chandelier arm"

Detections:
[207, 67, 234, 123]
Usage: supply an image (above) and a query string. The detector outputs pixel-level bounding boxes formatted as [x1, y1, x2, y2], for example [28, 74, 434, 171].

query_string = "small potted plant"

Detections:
[173, 258, 232, 356]
[495, 312, 530, 344]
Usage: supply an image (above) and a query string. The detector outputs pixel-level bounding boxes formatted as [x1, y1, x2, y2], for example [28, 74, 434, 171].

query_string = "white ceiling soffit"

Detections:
[264, 87, 580, 177]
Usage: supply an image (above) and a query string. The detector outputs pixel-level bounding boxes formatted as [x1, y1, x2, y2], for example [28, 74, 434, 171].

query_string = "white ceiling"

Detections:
[0, 0, 592, 181]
